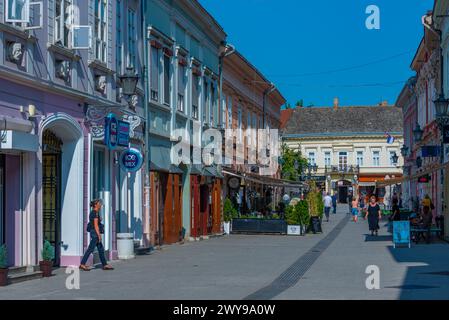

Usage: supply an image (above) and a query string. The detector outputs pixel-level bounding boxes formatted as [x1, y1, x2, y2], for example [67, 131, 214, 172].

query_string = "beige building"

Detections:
[282, 100, 404, 205]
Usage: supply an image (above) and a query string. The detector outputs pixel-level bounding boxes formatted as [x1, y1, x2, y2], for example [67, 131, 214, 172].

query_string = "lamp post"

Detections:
[391, 152, 399, 166]
[119, 67, 139, 110]
[400, 144, 409, 158]
[413, 122, 424, 143]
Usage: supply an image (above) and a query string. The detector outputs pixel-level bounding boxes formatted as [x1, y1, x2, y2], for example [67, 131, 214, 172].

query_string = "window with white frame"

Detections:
[210, 82, 216, 125]
[356, 151, 364, 166]
[389, 151, 396, 166]
[177, 63, 185, 112]
[116, 0, 123, 74]
[192, 74, 199, 119]
[372, 150, 380, 166]
[203, 79, 209, 123]
[94, 0, 107, 62]
[127, 8, 136, 68]
[324, 151, 331, 167]
[163, 53, 170, 105]
[227, 95, 232, 129]
[308, 152, 316, 166]
[55, 0, 72, 46]
[150, 46, 159, 102]
[339, 152, 347, 171]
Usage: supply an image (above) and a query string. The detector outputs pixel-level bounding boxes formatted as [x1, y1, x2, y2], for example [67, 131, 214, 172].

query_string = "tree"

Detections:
[285, 102, 292, 109]
[280, 143, 308, 181]
[295, 99, 303, 107]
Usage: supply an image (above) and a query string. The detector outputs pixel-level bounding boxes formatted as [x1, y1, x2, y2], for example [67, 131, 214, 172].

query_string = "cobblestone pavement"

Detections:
[1, 205, 449, 300]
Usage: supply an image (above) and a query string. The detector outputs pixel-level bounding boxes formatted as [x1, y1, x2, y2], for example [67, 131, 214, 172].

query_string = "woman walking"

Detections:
[79, 199, 114, 271]
[365, 195, 382, 236]
[351, 197, 359, 222]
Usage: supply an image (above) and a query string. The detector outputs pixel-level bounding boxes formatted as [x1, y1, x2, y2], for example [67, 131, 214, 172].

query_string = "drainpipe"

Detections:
[218, 43, 235, 129]
[141, 0, 150, 246]
[262, 83, 276, 130]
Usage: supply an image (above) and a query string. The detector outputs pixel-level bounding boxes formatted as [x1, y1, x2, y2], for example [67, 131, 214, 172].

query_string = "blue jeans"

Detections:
[324, 207, 331, 220]
[332, 205, 337, 214]
[80, 233, 107, 266]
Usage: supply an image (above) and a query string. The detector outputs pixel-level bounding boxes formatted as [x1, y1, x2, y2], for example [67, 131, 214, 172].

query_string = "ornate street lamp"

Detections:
[119, 67, 139, 96]
[400, 144, 409, 157]
[434, 94, 449, 129]
[413, 122, 424, 143]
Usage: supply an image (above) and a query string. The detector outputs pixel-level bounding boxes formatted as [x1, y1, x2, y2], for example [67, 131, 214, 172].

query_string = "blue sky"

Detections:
[200, 0, 433, 108]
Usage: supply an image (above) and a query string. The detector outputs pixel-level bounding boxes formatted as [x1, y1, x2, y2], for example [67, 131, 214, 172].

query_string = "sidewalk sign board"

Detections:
[393, 221, 410, 248]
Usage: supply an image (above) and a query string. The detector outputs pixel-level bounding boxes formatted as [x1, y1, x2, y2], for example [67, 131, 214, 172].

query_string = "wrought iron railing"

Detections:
[324, 165, 360, 174]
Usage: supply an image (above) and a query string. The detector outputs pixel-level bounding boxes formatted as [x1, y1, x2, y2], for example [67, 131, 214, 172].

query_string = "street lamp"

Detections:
[119, 67, 139, 96]
[400, 144, 409, 157]
[434, 94, 449, 127]
[413, 122, 424, 143]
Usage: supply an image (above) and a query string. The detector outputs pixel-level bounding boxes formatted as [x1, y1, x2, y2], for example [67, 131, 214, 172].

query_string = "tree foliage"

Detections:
[280, 143, 308, 181]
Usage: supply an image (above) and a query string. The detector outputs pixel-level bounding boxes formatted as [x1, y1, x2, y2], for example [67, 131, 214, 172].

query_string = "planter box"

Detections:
[287, 225, 301, 235]
[231, 219, 287, 234]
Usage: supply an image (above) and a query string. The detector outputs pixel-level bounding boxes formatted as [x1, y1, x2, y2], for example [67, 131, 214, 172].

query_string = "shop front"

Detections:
[149, 139, 184, 245]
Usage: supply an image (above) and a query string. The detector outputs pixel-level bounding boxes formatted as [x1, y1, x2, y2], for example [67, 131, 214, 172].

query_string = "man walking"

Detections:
[323, 192, 333, 222]
[331, 192, 337, 214]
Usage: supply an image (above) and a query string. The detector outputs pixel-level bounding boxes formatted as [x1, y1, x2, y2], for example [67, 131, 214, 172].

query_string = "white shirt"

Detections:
[324, 195, 333, 207]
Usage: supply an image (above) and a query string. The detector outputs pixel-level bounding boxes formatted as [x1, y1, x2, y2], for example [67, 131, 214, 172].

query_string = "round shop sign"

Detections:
[228, 177, 240, 189]
[120, 148, 143, 172]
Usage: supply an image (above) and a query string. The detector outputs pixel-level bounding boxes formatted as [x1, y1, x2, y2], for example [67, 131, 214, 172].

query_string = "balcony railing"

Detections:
[325, 165, 360, 174]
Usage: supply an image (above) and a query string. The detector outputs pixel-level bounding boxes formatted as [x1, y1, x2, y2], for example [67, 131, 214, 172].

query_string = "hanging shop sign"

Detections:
[104, 113, 118, 150]
[228, 177, 240, 189]
[120, 148, 143, 172]
[117, 120, 130, 147]
[443, 125, 449, 144]
[418, 174, 431, 183]
[421, 146, 440, 157]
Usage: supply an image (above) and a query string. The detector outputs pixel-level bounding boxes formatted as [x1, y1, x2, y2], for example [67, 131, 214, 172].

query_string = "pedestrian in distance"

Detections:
[347, 192, 352, 215]
[323, 192, 332, 222]
[365, 195, 382, 236]
[421, 194, 434, 218]
[351, 197, 359, 222]
[331, 192, 337, 214]
[79, 199, 114, 271]
[359, 194, 365, 217]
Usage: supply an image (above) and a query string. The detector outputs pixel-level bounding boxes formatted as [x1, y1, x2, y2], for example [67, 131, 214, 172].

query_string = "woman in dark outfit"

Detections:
[79, 199, 114, 271]
[365, 195, 382, 236]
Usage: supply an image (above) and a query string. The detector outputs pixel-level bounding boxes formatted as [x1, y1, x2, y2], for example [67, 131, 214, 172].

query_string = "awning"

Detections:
[0, 115, 34, 133]
[190, 164, 203, 175]
[222, 169, 304, 188]
[1, 130, 38, 152]
[149, 144, 172, 172]
[375, 177, 404, 188]
[202, 165, 224, 178]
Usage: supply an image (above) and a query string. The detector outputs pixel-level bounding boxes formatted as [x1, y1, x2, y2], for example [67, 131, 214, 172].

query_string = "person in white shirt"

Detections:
[323, 192, 333, 222]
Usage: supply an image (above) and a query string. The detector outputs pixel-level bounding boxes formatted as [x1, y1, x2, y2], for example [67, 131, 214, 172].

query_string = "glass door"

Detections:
[0, 155, 4, 245]
[339, 152, 348, 172]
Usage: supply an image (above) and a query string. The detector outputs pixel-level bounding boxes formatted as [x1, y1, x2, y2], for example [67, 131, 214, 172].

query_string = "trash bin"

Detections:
[117, 233, 135, 260]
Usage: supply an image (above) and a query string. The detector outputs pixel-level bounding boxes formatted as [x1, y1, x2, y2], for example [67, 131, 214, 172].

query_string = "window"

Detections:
[55, 0, 72, 46]
[203, 80, 209, 123]
[308, 152, 316, 166]
[356, 151, 364, 166]
[238, 105, 242, 140]
[127, 8, 136, 68]
[116, 0, 123, 73]
[177, 63, 185, 112]
[227, 96, 233, 129]
[373, 151, 380, 166]
[163, 54, 170, 105]
[150, 46, 159, 102]
[210, 83, 216, 125]
[324, 151, 331, 167]
[192, 74, 199, 119]
[389, 151, 396, 166]
[94, 0, 107, 62]
[339, 152, 347, 171]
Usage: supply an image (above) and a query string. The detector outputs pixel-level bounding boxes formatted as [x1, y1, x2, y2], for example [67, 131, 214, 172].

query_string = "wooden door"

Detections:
[173, 174, 182, 242]
[163, 173, 173, 244]
[212, 179, 222, 234]
[190, 176, 200, 238]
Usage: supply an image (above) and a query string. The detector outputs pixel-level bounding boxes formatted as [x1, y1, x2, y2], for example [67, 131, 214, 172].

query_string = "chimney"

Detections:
[379, 100, 388, 107]
[333, 97, 339, 110]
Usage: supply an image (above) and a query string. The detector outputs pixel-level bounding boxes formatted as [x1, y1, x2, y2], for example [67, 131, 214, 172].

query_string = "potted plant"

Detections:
[223, 198, 238, 235]
[285, 204, 301, 235]
[0, 244, 8, 286]
[39, 240, 54, 277]
[295, 200, 310, 235]
[307, 181, 322, 233]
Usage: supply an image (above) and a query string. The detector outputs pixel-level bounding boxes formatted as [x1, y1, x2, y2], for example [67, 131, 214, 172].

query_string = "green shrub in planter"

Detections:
[285, 205, 299, 225]
[0, 244, 7, 269]
[295, 200, 310, 228]
[223, 198, 238, 222]
[41, 240, 55, 262]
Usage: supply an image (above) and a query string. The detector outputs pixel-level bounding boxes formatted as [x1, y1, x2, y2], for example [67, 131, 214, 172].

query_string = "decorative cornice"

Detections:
[47, 43, 81, 61]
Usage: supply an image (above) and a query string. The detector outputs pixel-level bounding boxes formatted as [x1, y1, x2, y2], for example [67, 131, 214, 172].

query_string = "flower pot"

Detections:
[39, 261, 53, 277]
[0, 268, 8, 286]
[223, 221, 231, 235]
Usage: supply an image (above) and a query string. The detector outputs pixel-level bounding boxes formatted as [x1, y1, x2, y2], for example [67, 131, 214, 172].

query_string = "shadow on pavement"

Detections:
[364, 234, 392, 242]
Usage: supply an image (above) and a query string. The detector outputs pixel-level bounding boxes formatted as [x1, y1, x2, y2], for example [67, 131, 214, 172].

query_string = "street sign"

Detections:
[393, 221, 410, 248]
[104, 113, 118, 150]
[120, 148, 143, 172]
[117, 120, 130, 147]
